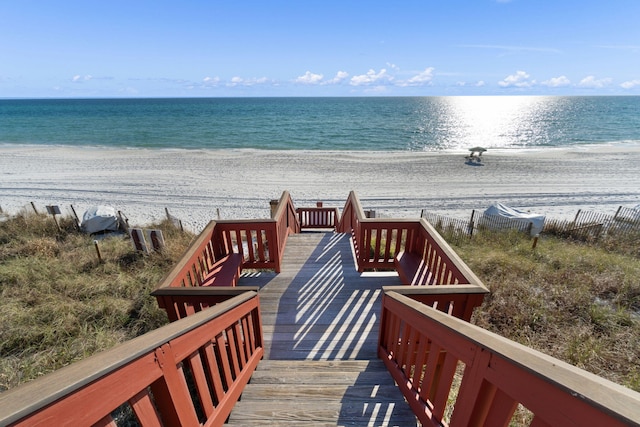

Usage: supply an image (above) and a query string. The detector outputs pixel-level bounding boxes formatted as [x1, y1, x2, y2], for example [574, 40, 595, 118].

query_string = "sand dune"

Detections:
[1, 145, 639, 232]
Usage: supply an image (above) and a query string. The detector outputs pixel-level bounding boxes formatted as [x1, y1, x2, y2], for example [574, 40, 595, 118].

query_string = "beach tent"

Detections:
[81, 205, 121, 234]
[483, 203, 545, 236]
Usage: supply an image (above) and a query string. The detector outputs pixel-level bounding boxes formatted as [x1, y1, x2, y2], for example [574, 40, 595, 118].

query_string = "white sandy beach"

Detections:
[1, 145, 639, 232]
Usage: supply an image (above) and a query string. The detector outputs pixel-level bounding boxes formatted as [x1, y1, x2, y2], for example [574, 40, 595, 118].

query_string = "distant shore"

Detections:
[1, 145, 639, 232]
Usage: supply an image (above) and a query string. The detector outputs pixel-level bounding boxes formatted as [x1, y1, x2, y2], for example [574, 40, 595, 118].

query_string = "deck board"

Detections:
[227, 232, 418, 426]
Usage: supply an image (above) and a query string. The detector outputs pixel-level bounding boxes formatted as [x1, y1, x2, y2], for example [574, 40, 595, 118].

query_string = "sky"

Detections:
[1, 0, 640, 98]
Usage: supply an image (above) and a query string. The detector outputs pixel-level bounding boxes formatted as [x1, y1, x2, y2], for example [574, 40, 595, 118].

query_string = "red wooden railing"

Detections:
[0, 292, 263, 427]
[296, 206, 340, 230]
[337, 191, 481, 287]
[379, 291, 640, 427]
[153, 191, 300, 320]
[160, 191, 299, 286]
[152, 286, 260, 322]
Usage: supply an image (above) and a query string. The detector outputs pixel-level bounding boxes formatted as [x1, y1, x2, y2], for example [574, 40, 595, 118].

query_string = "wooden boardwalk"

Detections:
[226, 232, 419, 426]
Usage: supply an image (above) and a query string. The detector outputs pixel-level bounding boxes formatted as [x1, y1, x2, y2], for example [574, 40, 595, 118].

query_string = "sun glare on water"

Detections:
[412, 96, 561, 151]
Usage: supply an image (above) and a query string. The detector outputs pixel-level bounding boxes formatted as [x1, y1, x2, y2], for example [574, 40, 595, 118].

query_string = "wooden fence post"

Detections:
[94, 240, 103, 263]
[70, 205, 81, 229]
[468, 210, 476, 237]
[573, 209, 581, 224]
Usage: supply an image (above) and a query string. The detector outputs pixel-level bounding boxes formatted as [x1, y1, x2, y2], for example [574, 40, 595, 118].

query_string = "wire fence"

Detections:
[422, 206, 640, 246]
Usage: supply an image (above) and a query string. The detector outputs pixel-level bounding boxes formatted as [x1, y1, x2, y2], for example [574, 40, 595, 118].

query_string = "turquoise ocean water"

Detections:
[1, 96, 639, 151]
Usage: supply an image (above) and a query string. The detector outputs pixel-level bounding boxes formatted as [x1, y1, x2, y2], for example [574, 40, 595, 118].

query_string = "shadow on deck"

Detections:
[227, 232, 418, 425]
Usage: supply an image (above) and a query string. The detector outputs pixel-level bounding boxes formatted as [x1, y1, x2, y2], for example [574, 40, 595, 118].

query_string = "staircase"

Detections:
[226, 232, 418, 426]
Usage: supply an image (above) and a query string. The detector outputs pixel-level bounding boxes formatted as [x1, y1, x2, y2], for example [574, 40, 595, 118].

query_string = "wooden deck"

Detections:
[226, 232, 419, 426]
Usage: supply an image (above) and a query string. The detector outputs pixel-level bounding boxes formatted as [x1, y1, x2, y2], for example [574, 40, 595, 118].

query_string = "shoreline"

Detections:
[1, 145, 639, 232]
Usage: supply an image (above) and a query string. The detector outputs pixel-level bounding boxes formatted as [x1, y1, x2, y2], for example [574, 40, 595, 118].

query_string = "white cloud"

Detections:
[475, 80, 486, 87]
[203, 76, 220, 86]
[350, 69, 392, 86]
[327, 71, 349, 84]
[398, 67, 435, 87]
[542, 75, 571, 87]
[72, 74, 92, 82]
[295, 71, 324, 84]
[226, 76, 270, 87]
[578, 75, 612, 88]
[620, 79, 640, 89]
[498, 70, 535, 88]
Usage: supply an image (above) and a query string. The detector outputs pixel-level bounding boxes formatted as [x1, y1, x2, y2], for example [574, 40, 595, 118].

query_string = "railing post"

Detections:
[150, 344, 200, 427]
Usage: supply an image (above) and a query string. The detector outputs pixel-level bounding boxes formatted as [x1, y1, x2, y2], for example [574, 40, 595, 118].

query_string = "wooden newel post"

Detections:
[270, 199, 279, 218]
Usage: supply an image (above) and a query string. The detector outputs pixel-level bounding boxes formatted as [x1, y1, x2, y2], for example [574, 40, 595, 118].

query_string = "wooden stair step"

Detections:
[225, 360, 417, 426]
[226, 401, 419, 426]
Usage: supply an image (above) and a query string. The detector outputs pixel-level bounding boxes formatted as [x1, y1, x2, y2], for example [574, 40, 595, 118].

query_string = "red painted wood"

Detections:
[379, 291, 640, 427]
[152, 344, 200, 426]
[188, 351, 216, 418]
[3, 293, 263, 427]
[10, 352, 162, 426]
[129, 390, 162, 427]
[203, 344, 226, 404]
[483, 388, 518, 427]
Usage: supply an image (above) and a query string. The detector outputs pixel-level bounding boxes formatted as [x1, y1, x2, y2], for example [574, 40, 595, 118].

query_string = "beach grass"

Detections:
[455, 229, 640, 392]
[0, 211, 194, 391]
[1, 212, 639, 395]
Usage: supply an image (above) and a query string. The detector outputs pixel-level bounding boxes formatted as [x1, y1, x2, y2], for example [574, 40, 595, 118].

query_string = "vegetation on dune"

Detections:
[454, 229, 640, 392]
[0, 211, 194, 391]
[1, 209, 639, 397]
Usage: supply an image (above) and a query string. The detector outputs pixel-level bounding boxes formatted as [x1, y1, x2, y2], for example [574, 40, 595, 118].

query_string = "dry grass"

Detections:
[454, 229, 640, 392]
[0, 211, 194, 391]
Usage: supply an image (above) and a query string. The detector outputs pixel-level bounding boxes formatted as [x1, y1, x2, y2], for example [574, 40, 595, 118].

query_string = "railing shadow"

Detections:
[268, 232, 393, 361]
[267, 232, 418, 425]
[336, 360, 419, 426]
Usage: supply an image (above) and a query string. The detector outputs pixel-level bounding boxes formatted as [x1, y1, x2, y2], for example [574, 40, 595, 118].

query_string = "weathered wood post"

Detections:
[270, 199, 279, 218]
[468, 210, 476, 237]
[70, 205, 81, 229]
[94, 240, 103, 263]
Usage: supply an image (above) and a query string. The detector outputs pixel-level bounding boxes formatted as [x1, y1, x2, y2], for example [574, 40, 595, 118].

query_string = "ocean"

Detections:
[1, 96, 639, 151]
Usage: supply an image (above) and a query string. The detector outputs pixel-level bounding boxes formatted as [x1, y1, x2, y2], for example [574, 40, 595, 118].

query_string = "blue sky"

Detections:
[1, 0, 640, 98]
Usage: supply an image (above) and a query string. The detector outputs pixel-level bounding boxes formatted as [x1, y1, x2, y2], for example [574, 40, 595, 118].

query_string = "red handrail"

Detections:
[152, 192, 300, 320]
[379, 291, 640, 426]
[338, 191, 484, 288]
[296, 207, 340, 229]
[0, 292, 264, 427]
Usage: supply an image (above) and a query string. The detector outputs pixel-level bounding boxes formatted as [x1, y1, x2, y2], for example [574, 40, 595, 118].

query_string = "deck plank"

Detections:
[228, 232, 417, 426]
